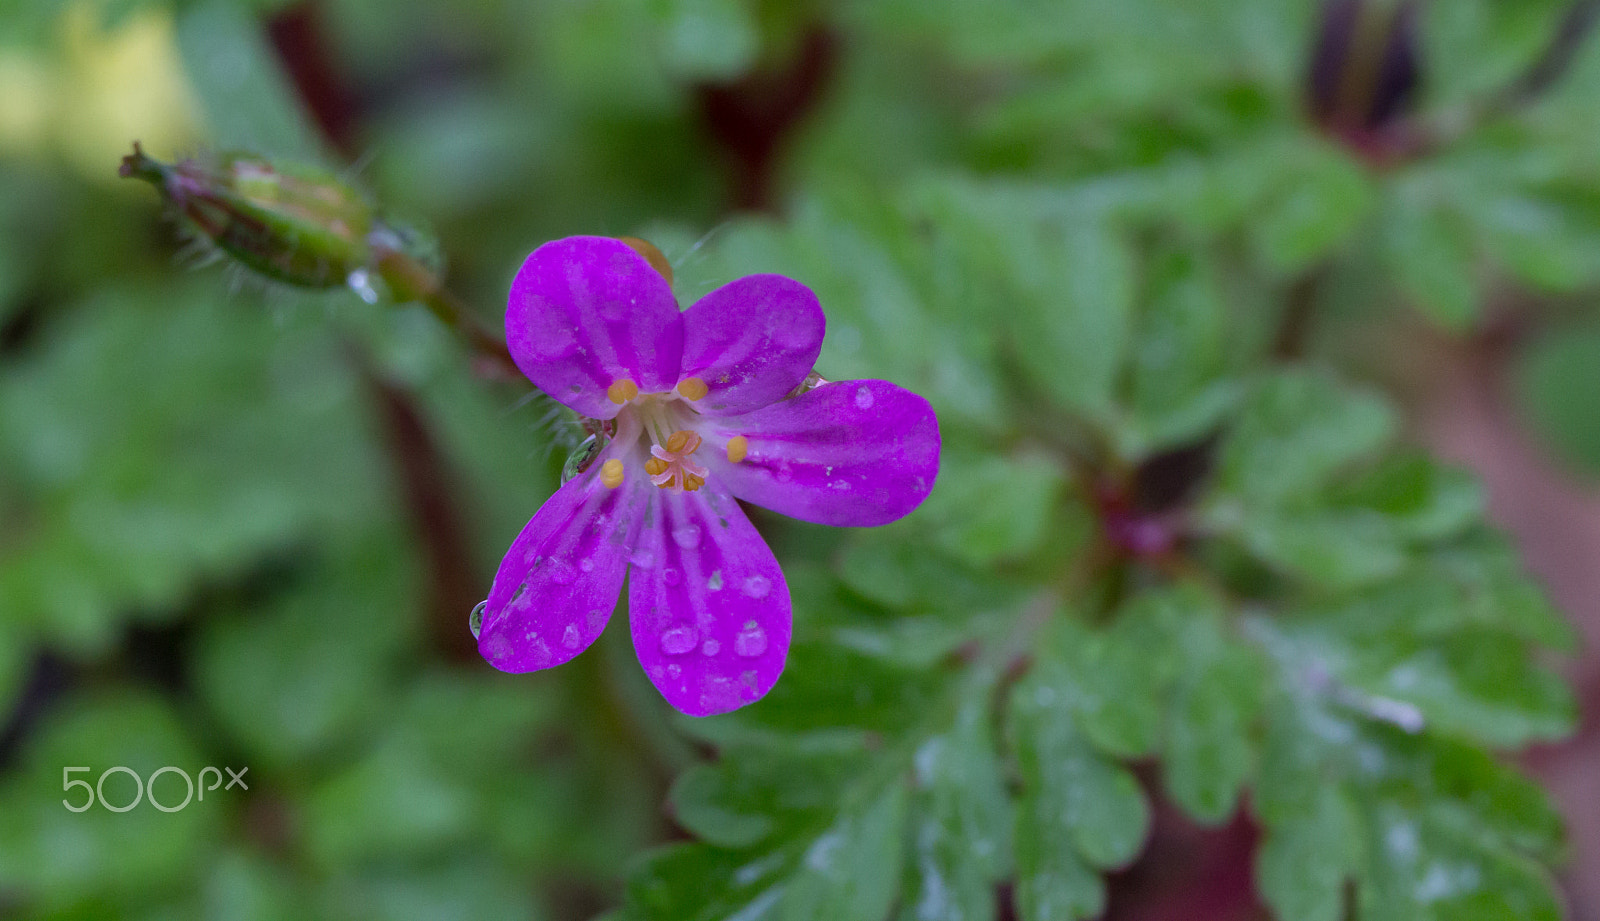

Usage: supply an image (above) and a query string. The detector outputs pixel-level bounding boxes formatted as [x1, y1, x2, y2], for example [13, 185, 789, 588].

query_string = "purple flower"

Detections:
[478, 236, 941, 716]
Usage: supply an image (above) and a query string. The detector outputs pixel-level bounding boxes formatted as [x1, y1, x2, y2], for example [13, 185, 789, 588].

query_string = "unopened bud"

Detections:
[120, 143, 374, 289]
[1306, 0, 1421, 154]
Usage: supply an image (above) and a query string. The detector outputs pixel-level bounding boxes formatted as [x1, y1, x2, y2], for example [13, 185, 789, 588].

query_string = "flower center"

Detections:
[645, 429, 708, 492]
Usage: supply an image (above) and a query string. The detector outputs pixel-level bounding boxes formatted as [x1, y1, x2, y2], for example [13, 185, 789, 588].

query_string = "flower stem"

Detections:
[371, 245, 523, 381]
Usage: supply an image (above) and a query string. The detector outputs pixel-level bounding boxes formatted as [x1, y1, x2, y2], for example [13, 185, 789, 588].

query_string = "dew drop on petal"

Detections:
[707, 570, 724, 591]
[741, 575, 771, 599]
[672, 525, 702, 549]
[579, 558, 595, 573]
[854, 385, 874, 410]
[702, 638, 721, 656]
[469, 601, 486, 639]
[561, 623, 583, 649]
[630, 548, 657, 569]
[660, 625, 698, 655]
[667, 663, 682, 679]
[735, 621, 768, 657]
[664, 567, 682, 587]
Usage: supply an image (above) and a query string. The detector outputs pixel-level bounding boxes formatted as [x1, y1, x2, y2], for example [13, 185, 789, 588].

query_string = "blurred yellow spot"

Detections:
[607, 379, 639, 404]
[725, 435, 748, 463]
[57, 2, 200, 180]
[0, 54, 53, 152]
[600, 459, 625, 489]
[676, 376, 709, 401]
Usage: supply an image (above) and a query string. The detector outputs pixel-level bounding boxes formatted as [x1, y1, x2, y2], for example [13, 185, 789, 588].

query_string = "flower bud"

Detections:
[1306, 0, 1421, 152]
[120, 143, 374, 289]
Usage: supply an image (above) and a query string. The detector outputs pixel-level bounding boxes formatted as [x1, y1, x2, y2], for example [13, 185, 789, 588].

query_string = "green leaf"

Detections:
[0, 691, 219, 908]
[1125, 244, 1241, 452]
[1516, 321, 1600, 476]
[914, 451, 1070, 567]
[1160, 605, 1262, 824]
[191, 533, 421, 769]
[1383, 197, 1479, 330]
[1012, 658, 1151, 872]
[175, 0, 327, 160]
[1251, 140, 1376, 273]
[1214, 370, 1397, 507]
[1255, 786, 1363, 921]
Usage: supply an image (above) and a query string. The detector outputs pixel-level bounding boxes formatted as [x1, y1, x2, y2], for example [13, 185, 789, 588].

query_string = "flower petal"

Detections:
[629, 487, 791, 717]
[478, 463, 648, 672]
[506, 236, 684, 417]
[678, 274, 824, 415]
[700, 379, 940, 527]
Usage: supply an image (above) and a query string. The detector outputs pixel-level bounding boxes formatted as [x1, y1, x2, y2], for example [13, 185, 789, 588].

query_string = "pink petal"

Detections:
[679, 274, 825, 416]
[506, 236, 684, 418]
[699, 379, 940, 527]
[478, 462, 648, 672]
[628, 486, 791, 717]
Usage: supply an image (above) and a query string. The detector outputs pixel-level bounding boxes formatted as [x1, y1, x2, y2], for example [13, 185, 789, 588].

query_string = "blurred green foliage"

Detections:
[2, 0, 1597, 919]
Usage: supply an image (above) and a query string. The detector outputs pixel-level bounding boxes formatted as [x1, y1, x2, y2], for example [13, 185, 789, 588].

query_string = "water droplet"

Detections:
[664, 567, 681, 587]
[829, 480, 851, 491]
[672, 525, 702, 549]
[735, 622, 768, 657]
[630, 548, 657, 569]
[707, 570, 724, 591]
[660, 625, 698, 655]
[854, 385, 874, 410]
[702, 638, 721, 656]
[579, 558, 595, 573]
[666, 664, 682, 679]
[562, 434, 608, 483]
[741, 575, 771, 599]
[469, 601, 487, 639]
[346, 268, 380, 304]
[546, 559, 578, 585]
[561, 624, 583, 649]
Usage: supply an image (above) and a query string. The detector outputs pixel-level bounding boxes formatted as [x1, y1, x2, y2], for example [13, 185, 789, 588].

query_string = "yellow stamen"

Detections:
[684, 474, 705, 491]
[664, 429, 701, 454]
[726, 435, 749, 463]
[600, 458, 625, 489]
[607, 379, 639, 404]
[676, 376, 709, 401]
[645, 457, 668, 476]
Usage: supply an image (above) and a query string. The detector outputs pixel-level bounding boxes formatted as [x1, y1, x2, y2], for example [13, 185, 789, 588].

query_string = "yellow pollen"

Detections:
[684, 474, 705, 491]
[599, 458, 625, 488]
[725, 435, 749, 463]
[664, 429, 701, 454]
[676, 377, 709, 401]
[644, 457, 668, 476]
[607, 379, 639, 404]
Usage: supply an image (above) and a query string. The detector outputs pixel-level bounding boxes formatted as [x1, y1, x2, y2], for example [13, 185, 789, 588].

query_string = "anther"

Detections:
[676, 377, 709, 401]
[645, 458, 668, 476]
[607, 379, 639, 404]
[726, 435, 749, 463]
[664, 430, 700, 454]
[600, 459, 625, 489]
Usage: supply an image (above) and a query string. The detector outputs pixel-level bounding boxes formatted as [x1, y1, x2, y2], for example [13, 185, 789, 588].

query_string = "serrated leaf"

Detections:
[1256, 786, 1363, 921]
[1214, 371, 1396, 507]
[1012, 661, 1151, 871]
[1161, 611, 1262, 824]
